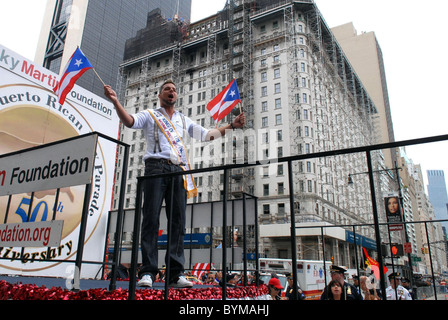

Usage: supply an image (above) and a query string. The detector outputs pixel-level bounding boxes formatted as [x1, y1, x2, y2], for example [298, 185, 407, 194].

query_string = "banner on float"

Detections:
[0, 134, 97, 197]
[0, 44, 120, 278]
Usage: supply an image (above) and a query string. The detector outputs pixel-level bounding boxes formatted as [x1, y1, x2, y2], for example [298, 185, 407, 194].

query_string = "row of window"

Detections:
[261, 202, 357, 227]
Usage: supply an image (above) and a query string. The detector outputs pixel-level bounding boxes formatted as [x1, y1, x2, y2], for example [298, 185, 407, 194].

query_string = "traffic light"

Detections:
[390, 243, 404, 257]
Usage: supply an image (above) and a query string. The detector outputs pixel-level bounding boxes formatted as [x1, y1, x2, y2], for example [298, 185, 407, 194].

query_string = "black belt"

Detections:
[145, 158, 184, 166]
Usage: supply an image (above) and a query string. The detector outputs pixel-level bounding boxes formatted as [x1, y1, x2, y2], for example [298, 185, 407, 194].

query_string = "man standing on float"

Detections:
[104, 80, 245, 288]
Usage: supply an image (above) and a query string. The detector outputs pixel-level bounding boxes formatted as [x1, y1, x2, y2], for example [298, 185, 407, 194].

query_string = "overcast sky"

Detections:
[1, 0, 448, 186]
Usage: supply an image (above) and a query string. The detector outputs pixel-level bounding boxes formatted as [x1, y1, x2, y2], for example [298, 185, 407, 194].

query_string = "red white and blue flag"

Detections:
[53, 47, 93, 105]
[206, 79, 241, 125]
[192, 263, 212, 281]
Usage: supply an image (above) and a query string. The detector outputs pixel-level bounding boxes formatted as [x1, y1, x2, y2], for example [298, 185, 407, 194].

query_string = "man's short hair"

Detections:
[159, 79, 176, 93]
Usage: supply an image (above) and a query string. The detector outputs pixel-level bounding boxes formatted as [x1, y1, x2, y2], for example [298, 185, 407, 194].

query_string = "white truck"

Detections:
[259, 258, 332, 300]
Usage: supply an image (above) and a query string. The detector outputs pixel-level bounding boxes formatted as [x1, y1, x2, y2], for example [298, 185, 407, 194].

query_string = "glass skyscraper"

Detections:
[427, 170, 448, 235]
[35, 0, 192, 96]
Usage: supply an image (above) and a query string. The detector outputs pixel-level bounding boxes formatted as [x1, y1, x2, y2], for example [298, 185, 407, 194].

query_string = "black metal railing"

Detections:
[126, 133, 448, 300]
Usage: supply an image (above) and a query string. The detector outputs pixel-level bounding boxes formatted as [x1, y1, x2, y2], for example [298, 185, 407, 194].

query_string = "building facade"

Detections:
[332, 22, 397, 169]
[35, 0, 192, 97]
[113, 0, 385, 269]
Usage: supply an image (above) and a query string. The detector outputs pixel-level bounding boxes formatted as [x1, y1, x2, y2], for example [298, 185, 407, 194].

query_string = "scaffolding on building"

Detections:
[115, 0, 389, 266]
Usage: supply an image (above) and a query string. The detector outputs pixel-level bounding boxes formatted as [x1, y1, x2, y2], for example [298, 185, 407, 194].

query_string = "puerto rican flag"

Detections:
[206, 79, 241, 125]
[53, 47, 93, 105]
[192, 263, 211, 281]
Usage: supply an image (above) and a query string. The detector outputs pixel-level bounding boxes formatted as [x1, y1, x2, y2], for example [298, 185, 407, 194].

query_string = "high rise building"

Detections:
[34, 0, 192, 97]
[113, 0, 385, 268]
[332, 22, 396, 169]
[427, 170, 448, 235]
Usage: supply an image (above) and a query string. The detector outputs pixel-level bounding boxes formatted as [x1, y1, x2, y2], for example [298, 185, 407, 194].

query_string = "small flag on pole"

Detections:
[53, 47, 93, 105]
[206, 79, 241, 126]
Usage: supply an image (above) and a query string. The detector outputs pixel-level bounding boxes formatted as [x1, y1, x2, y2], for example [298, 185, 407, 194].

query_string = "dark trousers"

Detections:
[139, 159, 187, 281]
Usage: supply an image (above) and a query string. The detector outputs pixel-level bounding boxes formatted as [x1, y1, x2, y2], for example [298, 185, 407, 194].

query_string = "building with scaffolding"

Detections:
[113, 0, 388, 269]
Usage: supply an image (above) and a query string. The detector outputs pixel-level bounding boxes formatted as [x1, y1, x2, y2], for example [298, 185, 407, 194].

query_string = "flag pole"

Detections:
[75, 45, 105, 85]
[92, 68, 106, 86]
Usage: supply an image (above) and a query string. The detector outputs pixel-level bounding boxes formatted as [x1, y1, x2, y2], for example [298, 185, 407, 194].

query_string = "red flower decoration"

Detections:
[0, 280, 268, 300]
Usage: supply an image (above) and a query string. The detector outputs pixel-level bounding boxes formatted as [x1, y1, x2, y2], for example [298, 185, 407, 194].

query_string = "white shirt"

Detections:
[131, 107, 209, 162]
[385, 285, 412, 300]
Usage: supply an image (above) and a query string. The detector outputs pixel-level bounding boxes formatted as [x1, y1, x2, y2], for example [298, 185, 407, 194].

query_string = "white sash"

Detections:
[147, 109, 197, 198]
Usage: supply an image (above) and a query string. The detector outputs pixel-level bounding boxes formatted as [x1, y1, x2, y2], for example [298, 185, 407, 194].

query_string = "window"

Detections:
[263, 149, 269, 159]
[263, 167, 269, 177]
[307, 180, 313, 192]
[275, 98, 281, 109]
[263, 204, 270, 215]
[277, 130, 283, 141]
[273, 55, 280, 63]
[262, 116, 268, 127]
[263, 184, 269, 196]
[262, 132, 269, 143]
[274, 68, 280, 79]
[262, 101, 268, 112]
[261, 86, 267, 96]
[275, 114, 282, 125]
[278, 183, 284, 195]
[277, 147, 283, 158]
[278, 203, 285, 215]
[274, 83, 281, 93]
[261, 72, 267, 82]
[277, 164, 283, 176]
